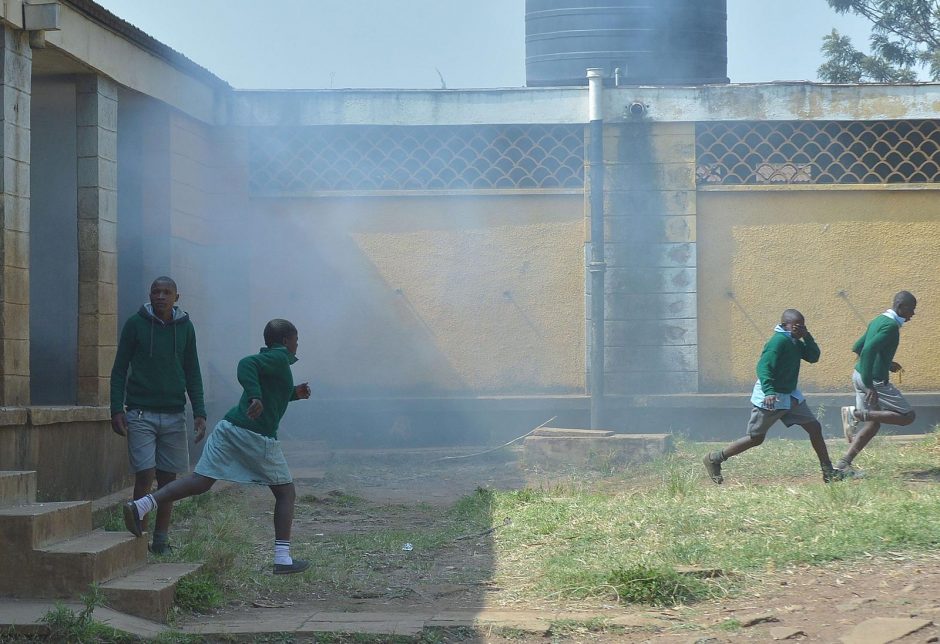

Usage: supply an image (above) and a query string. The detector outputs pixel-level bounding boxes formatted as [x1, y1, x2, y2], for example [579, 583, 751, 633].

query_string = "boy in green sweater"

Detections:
[123, 319, 312, 575]
[110, 276, 206, 554]
[837, 291, 917, 475]
[703, 309, 838, 484]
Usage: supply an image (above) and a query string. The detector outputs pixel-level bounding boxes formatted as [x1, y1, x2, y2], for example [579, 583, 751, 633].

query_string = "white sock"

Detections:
[134, 493, 157, 517]
[274, 540, 292, 565]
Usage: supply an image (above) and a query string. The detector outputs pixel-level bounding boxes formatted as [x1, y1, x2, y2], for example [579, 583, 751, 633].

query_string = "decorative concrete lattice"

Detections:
[695, 120, 940, 185]
[248, 124, 585, 194]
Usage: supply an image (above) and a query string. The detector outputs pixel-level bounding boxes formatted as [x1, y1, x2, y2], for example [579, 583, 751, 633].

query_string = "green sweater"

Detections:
[756, 329, 820, 397]
[110, 305, 206, 417]
[853, 315, 901, 387]
[224, 345, 299, 439]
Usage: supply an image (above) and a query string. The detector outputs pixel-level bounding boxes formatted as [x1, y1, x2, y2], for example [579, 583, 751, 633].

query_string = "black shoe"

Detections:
[273, 559, 310, 575]
[702, 453, 723, 484]
[149, 542, 175, 555]
[123, 501, 143, 537]
[822, 466, 844, 483]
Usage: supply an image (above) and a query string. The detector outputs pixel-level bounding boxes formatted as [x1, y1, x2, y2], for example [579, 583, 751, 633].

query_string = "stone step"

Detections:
[0, 471, 36, 508]
[101, 562, 203, 623]
[19, 530, 150, 598]
[0, 501, 91, 551]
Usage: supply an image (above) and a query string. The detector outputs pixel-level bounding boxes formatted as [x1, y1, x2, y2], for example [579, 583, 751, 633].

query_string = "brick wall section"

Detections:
[0, 27, 31, 406]
[76, 75, 119, 405]
[586, 122, 698, 396]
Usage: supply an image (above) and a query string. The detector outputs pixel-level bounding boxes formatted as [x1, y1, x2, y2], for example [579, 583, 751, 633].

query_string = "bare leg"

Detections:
[153, 470, 177, 535]
[855, 408, 915, 426]
[151, 473, 216, 506]
[720, 434, 764, 459]
[270, 482, 296, 541]
[800, 420, 833, 467]
[840, 409, 916, 468]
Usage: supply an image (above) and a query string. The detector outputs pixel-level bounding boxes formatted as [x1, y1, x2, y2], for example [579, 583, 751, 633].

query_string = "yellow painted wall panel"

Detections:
[698, 190, 940, 392]
[247, 195, 585, 395]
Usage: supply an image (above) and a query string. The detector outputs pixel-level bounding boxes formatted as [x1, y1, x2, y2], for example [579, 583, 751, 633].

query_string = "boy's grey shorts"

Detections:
[126, 409, 190, 474]
[853, 370, 913, 415]
[746, 398, 817, 438]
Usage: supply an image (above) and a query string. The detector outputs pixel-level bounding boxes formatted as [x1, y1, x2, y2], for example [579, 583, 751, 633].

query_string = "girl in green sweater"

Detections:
[123, 319, 312, 575]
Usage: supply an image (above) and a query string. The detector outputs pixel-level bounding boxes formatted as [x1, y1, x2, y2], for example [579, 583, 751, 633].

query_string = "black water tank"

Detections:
[525, 0, 728, 86]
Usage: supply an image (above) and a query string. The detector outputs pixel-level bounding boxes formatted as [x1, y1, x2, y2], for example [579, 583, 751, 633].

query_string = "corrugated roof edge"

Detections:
[64, 0, 231, 90]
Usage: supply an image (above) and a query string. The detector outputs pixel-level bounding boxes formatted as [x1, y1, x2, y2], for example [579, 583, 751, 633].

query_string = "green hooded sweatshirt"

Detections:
[110, 304, 206, 417]
[224, 344, 299, 439]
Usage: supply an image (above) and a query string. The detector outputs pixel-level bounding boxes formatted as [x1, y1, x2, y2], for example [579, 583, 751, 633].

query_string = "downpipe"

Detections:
[587, 69, 606, 429]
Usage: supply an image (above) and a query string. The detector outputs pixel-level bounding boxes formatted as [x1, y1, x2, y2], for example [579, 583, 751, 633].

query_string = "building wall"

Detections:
[697, 187, 940, 392]
[597, 122, 699, 398]
[238, 194, 585, 397]
[30, 79, 78, 404]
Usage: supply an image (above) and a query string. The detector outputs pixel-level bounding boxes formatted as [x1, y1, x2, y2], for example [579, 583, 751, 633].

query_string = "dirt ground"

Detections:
[198, 443, 940, 642]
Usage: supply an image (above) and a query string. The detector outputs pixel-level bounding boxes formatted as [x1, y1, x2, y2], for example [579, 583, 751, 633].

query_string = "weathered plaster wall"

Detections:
[241, 195, 585, 396]
[597, 122, 698, 397]
[697, 188, 940, 392]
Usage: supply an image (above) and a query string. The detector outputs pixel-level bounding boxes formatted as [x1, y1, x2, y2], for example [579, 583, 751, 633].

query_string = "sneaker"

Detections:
[835, 466, 864, 480]
[122, 501, 143, 537]
[822, 466, 844, 483]
[841, 406, 858, 443]
[149, 542, 175, 555]
[273, 559, 310, 575]
[702, 453, 723, 484]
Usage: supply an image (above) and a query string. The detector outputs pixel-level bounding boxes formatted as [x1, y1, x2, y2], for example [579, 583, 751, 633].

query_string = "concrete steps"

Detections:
[0, 469, 202, 622]
[0, 471, 36, 508]
[102, 562, 203, 623]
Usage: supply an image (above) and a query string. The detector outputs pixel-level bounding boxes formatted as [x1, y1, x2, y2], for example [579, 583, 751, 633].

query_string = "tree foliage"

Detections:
[818, 0, 940, 82]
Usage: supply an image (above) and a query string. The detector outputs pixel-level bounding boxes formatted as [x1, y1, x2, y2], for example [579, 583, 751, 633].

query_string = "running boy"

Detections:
[110, 276, 206, 554]
[123, 319, 312, 574]
[703, 309, 839, 484]
[837, 291, 917, 474]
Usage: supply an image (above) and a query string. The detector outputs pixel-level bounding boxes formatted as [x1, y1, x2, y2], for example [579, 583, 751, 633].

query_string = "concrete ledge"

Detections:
[523, 432, 673, 468]
[0, 408, 28, 427]
[613, 392, 940, 409]
[27, 406, 110, 426]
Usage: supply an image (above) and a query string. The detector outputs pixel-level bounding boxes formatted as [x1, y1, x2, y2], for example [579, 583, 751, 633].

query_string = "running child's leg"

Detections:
[798, 420, 838, 481]
[703, 407, 781, 484]
[270, 482, 309, 574]
[123, 474, 215, 537]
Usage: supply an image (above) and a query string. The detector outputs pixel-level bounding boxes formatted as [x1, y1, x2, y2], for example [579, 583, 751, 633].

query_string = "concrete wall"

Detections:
[595, 122, 698, 399]
[697, 187, 940, 392]
[30, 79, 78, 404]
[0, 408, 129, 501]
[239, 194, 585, 397]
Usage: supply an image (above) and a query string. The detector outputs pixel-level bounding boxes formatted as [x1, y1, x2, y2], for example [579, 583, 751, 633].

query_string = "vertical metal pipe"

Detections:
[587, 69, 606, 429]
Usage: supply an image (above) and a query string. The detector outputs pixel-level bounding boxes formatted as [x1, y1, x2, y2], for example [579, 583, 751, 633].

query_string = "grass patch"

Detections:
[606, 565, 716, 606]
[38, 585, 132, 643]
[172, 573, 224, 613]
[148, 432, 940, 611]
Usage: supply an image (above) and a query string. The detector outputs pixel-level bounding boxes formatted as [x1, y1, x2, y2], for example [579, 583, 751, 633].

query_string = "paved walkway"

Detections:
[2, 598, 935, 643]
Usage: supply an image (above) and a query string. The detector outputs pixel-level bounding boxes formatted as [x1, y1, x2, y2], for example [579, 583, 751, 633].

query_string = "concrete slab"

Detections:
[533, 428, 615, 437]
[840, 617, 932, 643]
[101, 562, 202, 622]
[0, 598, 167, 639]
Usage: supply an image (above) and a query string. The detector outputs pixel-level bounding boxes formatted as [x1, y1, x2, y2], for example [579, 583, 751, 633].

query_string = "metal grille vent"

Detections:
[249, 124, 585, 194]
[696, 120, 940, 185]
